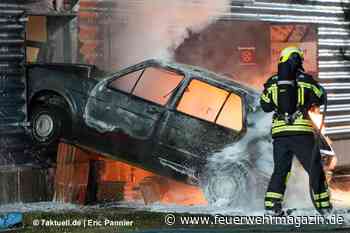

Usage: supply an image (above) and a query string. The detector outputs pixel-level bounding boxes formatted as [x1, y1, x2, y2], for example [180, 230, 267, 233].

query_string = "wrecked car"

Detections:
[27, 59, 335, 196]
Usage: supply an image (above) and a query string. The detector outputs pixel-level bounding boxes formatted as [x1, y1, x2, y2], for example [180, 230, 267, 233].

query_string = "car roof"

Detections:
[140, 59, 259, 98]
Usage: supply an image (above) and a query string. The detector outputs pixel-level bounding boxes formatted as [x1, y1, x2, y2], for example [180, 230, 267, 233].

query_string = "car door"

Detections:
[121, 66, 184, 140]
[82, 68, 144, 154]
[154, 78, 246, 175]
[84, 68, 144, 134]
[84, 65, 184, 163]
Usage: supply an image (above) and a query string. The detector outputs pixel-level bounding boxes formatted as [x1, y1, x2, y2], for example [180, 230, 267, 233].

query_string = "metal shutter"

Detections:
[0, 2, 28, 165]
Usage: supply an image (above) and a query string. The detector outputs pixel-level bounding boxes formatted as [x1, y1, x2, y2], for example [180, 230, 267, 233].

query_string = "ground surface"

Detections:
[1, 202, 350, 233]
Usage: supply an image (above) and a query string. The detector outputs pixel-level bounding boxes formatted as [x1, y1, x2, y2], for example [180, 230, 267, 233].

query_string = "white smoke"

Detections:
[202, 110, 274, 210]
[109, 0, 231, 69]
[203, 109, 317, 212]
[284, 159, 314, 209]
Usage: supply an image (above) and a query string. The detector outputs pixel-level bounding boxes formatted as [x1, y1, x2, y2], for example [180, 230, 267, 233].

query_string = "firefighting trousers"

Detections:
[265, 134, 331, 210]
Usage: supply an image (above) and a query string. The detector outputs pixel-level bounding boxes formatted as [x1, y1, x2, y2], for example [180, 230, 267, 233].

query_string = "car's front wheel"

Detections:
[30, 104, 70, 147]
[199, 160, 256, 208]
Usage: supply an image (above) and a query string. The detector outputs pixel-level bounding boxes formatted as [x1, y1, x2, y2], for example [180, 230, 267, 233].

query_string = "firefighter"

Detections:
[260, 47, 332, 215]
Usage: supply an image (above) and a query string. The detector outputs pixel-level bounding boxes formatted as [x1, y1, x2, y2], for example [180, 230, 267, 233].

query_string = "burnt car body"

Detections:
[27, 59, 335, 189]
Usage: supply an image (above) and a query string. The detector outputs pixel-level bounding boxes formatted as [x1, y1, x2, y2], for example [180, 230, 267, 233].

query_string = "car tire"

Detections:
[199, 161, 254, 207]
[30, 104, 70, 147]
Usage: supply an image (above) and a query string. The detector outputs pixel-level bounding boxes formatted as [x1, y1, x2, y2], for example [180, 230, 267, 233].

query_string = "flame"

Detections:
[99, 158, 207, 205]
[308, 106, 326, 135]
[177, 80, 243, 131]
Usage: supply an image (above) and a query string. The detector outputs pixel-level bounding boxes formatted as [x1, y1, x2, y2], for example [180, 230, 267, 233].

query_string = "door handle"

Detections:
[105, 106, 111, 111]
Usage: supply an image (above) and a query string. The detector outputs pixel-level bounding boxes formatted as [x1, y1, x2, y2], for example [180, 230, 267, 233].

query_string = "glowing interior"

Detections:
[110, 67, 184, 106]
[99, 158, 207, 206]
[109, 69, 143, 93]
[216, 93, 243, 132]
[308, 107, 325, 134]
[133, 67, 184, 105]
[177, 79, 229, 122]
[177, 79, 243, 131]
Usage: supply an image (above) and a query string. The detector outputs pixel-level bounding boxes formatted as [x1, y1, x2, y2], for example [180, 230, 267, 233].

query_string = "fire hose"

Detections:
[309, 86, 329, 215]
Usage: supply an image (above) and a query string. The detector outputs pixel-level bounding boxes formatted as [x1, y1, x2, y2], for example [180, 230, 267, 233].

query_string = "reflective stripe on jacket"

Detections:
[260, 71, 325, 137]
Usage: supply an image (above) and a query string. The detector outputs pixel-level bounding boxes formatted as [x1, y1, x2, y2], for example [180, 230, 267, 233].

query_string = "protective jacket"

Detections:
[260, 70, 325, 138]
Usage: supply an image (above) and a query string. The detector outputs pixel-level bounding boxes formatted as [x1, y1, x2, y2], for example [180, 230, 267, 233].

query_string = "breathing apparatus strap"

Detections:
[275, 107, 307, 125]
[275, 78, 305, 125]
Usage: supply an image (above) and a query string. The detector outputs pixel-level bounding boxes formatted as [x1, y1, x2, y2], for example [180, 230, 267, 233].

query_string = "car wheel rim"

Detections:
[209, 176, 237, 200]
[35, 114, 54, 138]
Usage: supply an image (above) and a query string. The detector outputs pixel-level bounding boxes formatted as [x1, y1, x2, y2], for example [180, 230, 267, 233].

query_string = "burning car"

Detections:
[27, 59, 335, 203]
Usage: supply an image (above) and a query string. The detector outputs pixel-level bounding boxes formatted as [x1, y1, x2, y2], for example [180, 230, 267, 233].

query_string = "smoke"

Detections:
[284, 159, 314, 209]
[202, 109, 316, 212]
[109, 0, 231, 69]
[201, 110, 274, 210]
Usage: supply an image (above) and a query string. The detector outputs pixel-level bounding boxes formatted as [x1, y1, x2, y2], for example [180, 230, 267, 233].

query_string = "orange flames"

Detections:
[308, 106, 325, 135]
[308, 107, 337, 171]
[100, 159, 207, 206]
[177, 79, 243, 131]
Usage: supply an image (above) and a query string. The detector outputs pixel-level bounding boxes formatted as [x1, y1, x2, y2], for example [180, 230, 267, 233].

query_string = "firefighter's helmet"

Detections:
[279, 47, 304, 64]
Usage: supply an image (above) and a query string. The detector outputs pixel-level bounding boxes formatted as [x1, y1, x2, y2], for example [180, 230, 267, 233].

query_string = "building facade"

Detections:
[0, 0, 349, 166]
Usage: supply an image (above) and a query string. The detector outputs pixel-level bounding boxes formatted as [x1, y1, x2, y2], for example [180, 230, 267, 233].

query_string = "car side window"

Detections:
[177, 79, 229, 122]
[177, 79, 243, 131]
[216, 93, 243, 132]
[109, 69, 143, 93]
[132, 67, 184, 106]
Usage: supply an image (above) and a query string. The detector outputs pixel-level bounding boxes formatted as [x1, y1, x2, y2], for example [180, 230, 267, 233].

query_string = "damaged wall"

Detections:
[175, 22, 318, 90]
[175, 21, 271, 89]
[54, 143, 207, 206]
[78, 0, 232, 70]
[21, 0, 79, 13]
[0, 0, 78, 170]
[78, 1, 115, 69]
[24, 0, 79, 64]
[21, 0, 55, 14]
